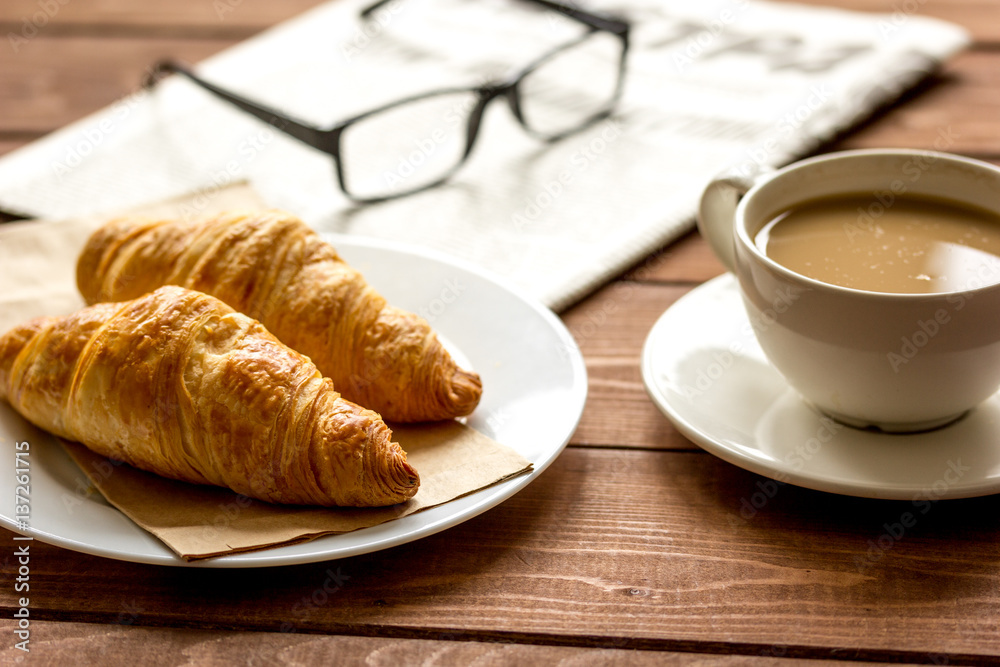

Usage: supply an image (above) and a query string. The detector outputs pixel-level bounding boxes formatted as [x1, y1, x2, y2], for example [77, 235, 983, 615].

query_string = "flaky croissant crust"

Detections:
[76, 211, 482, 422]
[0, 286, 419, 507]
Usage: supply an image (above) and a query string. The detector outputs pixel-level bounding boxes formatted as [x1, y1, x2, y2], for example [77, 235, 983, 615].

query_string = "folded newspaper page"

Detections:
[0, 0, 969, 309]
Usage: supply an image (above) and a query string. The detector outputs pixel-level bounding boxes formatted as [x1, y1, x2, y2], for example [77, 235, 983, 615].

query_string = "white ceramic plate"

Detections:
[0, 236, 587, 567]
[642, 274, 1000, 500]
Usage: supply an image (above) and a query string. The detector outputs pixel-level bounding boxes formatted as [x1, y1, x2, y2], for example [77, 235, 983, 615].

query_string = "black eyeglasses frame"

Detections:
[145, 0, 630, 203]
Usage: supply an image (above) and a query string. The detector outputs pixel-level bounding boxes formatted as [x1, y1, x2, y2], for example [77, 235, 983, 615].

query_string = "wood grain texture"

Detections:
[0, 38, 233, 133]
[571, 355, 693, 449]
[2, 448, 999, 663]
[0, 620, 901, 667]
[0, 0, 327, 34]
[831, 52, 1000, 156]
[623, 230, 727, 286]
[562, 283, 698, 448]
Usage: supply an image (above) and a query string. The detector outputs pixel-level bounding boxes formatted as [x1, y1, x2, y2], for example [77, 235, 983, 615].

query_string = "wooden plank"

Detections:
[0, 37, 234, 133]
[625, 230, 727, 286]
[0, 0, 326, 34]
[0, 619, 899, 666]
[571, 357, 693, 449]
[2, 448, 998, 661]
[831, 51, 1000, 155]
[0, 0, 996, 43]
[561, 283, 684, 359]
[562, 283, 698, 449]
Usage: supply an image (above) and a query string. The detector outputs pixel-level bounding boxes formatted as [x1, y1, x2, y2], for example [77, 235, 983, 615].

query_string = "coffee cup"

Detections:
[698, 149, 1000, 432]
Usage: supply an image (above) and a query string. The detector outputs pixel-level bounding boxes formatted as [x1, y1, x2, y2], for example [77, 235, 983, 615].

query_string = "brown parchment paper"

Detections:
[0, 184, 532, 560]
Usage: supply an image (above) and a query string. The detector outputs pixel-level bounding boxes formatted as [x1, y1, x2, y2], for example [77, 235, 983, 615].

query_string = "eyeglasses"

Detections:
[145, 0, 630, 204]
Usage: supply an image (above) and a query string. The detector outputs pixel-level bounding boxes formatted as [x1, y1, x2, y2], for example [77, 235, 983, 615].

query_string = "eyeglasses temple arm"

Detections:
[145, 61, 337, 153]
[359, 0, 396, 20]
[360, 0, 628, 35]
[518, 0, 628, 34]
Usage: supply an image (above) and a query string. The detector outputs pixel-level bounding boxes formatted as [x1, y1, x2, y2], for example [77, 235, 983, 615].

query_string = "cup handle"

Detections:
[697, 165, 772, 272]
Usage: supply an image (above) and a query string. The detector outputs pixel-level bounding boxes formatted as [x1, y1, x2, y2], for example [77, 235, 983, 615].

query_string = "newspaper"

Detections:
[0, 0, 969, 310]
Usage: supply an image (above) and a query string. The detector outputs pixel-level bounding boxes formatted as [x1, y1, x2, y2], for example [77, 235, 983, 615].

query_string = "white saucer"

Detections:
[641, 274, 1000, 500]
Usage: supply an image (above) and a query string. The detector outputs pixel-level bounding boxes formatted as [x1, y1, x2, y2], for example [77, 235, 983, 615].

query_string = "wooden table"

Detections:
[2, 0, 999, 664]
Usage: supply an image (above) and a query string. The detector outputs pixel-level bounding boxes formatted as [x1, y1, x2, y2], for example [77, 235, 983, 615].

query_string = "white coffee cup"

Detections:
[698, 149, 1000, 432]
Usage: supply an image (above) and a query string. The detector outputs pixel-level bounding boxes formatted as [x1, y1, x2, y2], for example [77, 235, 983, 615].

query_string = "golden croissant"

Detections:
[76, 211, 482, 423]
[0, 286, 419, 507]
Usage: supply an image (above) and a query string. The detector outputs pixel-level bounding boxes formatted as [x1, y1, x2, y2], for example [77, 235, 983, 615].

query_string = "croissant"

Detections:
[0, 286, 419, 507]
[76, 211, 482, 423]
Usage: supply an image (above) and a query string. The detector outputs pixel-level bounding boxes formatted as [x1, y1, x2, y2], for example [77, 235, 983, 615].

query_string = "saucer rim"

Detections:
[640, 273, 1000, 501]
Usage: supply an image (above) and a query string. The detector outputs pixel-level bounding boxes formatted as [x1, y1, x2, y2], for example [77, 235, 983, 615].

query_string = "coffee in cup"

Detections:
[755, 193, 1000, 295]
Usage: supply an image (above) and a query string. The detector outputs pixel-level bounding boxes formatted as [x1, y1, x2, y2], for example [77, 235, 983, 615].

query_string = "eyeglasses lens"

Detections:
[340, 90, 479, 200]
[517, 31, 623, 139]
